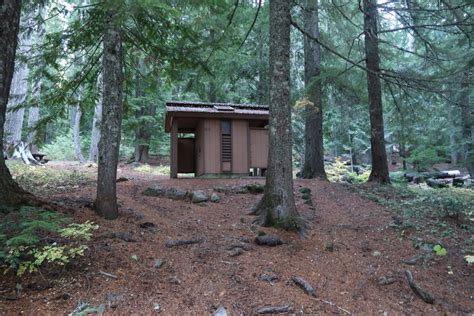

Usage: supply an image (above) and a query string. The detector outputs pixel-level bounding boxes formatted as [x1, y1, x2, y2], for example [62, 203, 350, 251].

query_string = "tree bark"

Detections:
[363, 0, 390, 183]
[134, 56, 156, 163]
[251, 0, 301, 231]
[5, 10, 32, 157]
[95, 10, 123, 220]
[460, 70, 473, 177]
[446, 94, 457, 165]
[0, 0, 34, 207]
[89, 72, 103, 162]
[301, 0, 326, 179]
[26, 7, 45, 153]
[71, 97, 85, 163]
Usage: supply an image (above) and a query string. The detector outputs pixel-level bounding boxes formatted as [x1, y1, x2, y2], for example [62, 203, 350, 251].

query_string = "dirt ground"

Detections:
[1, 162, 473, 315]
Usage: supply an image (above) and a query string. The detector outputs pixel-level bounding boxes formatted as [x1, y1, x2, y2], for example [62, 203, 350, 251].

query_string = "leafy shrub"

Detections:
[0, 207, 97, 276]
[407, 146, 443, 171]
[41, 133, 78, 161]
[326, 157, 370, 183]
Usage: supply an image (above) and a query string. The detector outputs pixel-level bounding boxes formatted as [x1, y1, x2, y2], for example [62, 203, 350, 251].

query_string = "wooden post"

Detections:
[170, 118, 178, 178]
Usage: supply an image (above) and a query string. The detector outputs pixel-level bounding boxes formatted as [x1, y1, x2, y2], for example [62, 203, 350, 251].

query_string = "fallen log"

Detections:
[426, 178, 452, 188]
[292, 276, 316, 297]
[165, 238, 203, 248]
[256, 305, 292, 314]
[405, 271, 434, 304]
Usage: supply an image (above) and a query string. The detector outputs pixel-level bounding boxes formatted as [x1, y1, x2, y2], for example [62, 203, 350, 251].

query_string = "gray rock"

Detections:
[106, 293, 124, 308]
[142, 185, 167, 197]
[372, 250, 382, 257]
[227, 247, 244, 257]
[210, 193, 221, 203]
[165, 188, 188, 200]
[260, 273, 279, 282]
[192, 190, 208, 203]
[255, 234, 283, 247]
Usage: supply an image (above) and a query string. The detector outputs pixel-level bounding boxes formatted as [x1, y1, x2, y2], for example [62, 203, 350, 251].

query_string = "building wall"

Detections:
[195, 120, 205, 176]
[203, 119, 221, 174]
[232, 120, 249, 174]
[249, 128, 269, 168]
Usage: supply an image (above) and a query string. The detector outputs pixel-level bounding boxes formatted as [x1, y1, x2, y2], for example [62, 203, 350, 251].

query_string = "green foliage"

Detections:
[0, 207, 97, 276]
[465, 255, 474, 264]
[433, 244, 447, 256]
[325, 158, 370, 184]
[6, 160, 92, 195]
[407, 146, 444, 171]
[134, 164, 170, 176]
[350, 183, 473, 252]
[41, 133, 80, 161]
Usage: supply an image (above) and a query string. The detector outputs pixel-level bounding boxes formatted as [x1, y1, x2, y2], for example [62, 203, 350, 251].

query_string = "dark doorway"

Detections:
[178, 138, 195, 173]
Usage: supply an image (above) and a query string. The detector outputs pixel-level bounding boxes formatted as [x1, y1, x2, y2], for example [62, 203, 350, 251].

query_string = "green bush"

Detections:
[407, 146, 444, 171]
[0, 207, 97, 276]
[326, 157, 370, 184]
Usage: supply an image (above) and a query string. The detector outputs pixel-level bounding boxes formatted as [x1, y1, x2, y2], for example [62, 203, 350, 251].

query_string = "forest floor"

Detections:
[1, 161, 473, 315]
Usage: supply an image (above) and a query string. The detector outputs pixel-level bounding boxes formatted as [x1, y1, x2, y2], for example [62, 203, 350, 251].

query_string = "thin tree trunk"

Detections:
[89, 72, 102, 162]
[301, 0, 326, 179]
[446, 94, 457, 165]
[251, 0, 301, 231]
[95, 10, 123, 220]
[363, 0, 390, 183]
[71, 100, 85, 163]
[134, 55, 155, 163]
[460, 70, 473, 177]
[0, 0, 34, 207]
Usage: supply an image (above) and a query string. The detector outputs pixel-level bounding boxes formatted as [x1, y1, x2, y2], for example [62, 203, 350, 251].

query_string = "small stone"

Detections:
[214, 306, 227, 316]
[168, 276, 181, 284]
[378, 273, 397, 285]
[402, 255, 420, 265]
[153, 259, 165, 268]
[153, 303, 161, 312]
[214, 186, 227, 193]
[139, 222, 157, 230]
[142, 186, 167, 197]
[372, 250, 382, 257]
[114, 232, 136, 242]
[131, 254, 139, 261]
[227, 247, 244, 257]
[210, 193, 221, 203]
[165, 188, 188, 200]
[192, 190, 208, 203]
[260, 273, 279, 282]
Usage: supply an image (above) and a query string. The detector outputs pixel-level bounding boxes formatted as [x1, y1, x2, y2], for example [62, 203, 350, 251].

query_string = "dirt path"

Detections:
[1, 166, 472, 314]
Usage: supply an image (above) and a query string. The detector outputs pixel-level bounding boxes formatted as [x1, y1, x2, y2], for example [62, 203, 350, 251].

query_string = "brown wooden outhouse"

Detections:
[165, 101, 269, 178]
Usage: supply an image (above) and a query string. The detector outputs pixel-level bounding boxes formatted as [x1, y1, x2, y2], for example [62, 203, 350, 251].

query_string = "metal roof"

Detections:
[164, 101, 269, 132]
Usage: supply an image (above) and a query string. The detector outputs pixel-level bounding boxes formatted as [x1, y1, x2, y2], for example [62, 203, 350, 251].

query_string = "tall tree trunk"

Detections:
[251, 0, 301, 231]
[71, 100, 85, 163]
[5, 10, 32, 157]
[27, 7, 46, 153]
[0, 0, 34, 207]
[301, 0, 326, 179]
[134, 56, 156, 163]
[89, 72, 103, 162]
[95, 10, 123, 220]
[460, 70, 473, 177]
[446, 94, 457, 165]
[363, 0, 390, 183]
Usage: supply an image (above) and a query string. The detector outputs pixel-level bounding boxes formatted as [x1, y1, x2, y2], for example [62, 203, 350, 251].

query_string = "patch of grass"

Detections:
[349, 182, 473, 252]
[133, 164, 170, 176]
[7, 161, 93, 195]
